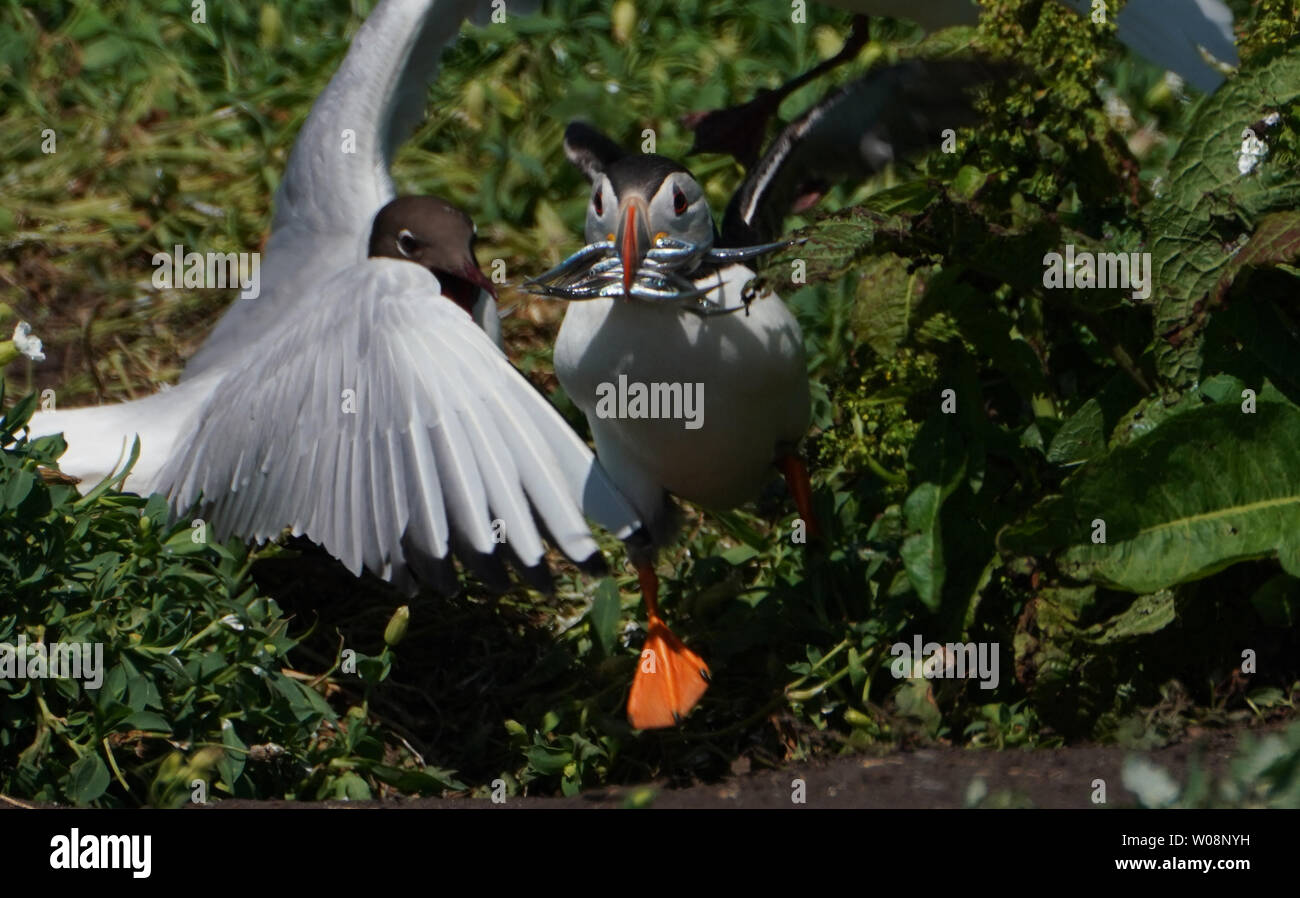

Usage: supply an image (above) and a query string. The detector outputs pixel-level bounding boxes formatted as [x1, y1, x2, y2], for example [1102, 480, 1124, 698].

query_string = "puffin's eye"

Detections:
[593, 190, 604, 216]
[396, 229, 418, 257]
[672, 184, 688, 216]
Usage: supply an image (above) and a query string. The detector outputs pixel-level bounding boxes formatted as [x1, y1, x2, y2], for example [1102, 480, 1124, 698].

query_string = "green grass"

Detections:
[2, 0, 1300, 805]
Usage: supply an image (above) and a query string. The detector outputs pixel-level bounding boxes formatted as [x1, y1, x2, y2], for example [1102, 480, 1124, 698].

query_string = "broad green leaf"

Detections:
[219, 717, 248, 791]
[1086, 590, 1176, 644]
[586, 578, 621, 658]
[1002, 402, 1300, 592]
[67, 752, 111, 804]
[1047, 398, 1104, 465]
[1149, 47, 1300, 391]
[123, 711, 172, 732]
[524, 743, 572, 777]
[851, 253, 921, 357]
[720, 544, 759, 565]
[901, 482, 945, 610]
[3, 467, 34, 509]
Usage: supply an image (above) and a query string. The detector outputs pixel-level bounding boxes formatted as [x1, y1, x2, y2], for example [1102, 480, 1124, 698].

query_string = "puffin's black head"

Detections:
[367, 195, 496, 313]
[565, 124, 715, 294]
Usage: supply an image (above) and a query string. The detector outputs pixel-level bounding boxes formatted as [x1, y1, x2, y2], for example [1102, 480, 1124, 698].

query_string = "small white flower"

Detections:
[1103, 94, 1135, 132]
[219, 613, 245, 631]
[1237, 128, 1268, 176]
[1263, 111, 1281, 127]
[12, 322, 45, 361]
[605, 81, 620, 94]
[1162, 71, 1185, 96]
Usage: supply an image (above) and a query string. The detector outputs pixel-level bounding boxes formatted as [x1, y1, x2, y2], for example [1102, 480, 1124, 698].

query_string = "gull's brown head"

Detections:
[368, 196, 497, 313]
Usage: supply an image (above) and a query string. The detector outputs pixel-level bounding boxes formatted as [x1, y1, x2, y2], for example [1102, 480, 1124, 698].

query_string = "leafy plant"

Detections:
[2, 0, 1299, 803]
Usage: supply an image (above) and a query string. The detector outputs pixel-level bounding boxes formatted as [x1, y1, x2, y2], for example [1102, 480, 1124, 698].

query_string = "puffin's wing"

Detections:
[183, 0, 500, 380]
[158, 257, 640, 594]
[721, 59, 1003, 246]
[563, 122, 629, 182]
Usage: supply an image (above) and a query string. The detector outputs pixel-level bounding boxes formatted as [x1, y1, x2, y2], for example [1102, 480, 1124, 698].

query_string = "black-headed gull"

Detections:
[29, 0, 640, 595]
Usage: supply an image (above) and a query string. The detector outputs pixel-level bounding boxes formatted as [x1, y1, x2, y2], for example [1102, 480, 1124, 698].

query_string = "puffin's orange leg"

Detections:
[777, 453, 821, 540]
[627, 561, 710, 729]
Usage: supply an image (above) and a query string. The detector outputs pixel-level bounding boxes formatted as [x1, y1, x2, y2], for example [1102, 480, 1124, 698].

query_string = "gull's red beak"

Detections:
[463, 258, 498, 301]
[615, 196, 651, 297]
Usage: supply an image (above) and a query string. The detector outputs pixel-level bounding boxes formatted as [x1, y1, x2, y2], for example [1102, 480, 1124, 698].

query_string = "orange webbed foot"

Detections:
[627, 617, 710, 730]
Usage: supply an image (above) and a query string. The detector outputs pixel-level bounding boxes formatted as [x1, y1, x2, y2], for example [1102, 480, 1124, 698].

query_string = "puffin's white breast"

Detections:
[554, 264, 810, 515]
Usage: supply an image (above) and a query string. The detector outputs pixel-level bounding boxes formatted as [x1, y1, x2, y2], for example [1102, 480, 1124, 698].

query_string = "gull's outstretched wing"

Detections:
[1058, 0, 1236, 93]
[183, 0, 506, 380]
[159, 258, 640, 594]
[721, 59, 1005, 247]
[820, 0, 1236, 93]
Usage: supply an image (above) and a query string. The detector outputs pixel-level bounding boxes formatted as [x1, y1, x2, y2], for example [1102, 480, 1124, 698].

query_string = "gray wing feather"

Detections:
[1058, 0, 1236, 92]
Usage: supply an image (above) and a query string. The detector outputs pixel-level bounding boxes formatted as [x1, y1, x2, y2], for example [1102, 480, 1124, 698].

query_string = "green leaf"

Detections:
[1149, 47, 1300, 391]
[587, 578, 621, 658]
[67, 753, 111, 804]
[80, 36, 132, 71]
[850, 253, 922, 357]
[219, 718, 248, 791]
[3, 467, 34, 509]
[123, 711, 172, 732]
[1047, 398, 1105, 466]
[524, 743, 572, 777]
[901, 483, 945, 610]
[330, 772, 372, 801]
[1002, 402, 1300, 592]
[720, 544, 760, 566]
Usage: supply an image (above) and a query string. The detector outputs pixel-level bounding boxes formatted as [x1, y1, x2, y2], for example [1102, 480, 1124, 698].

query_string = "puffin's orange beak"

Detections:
[615, 196, 651, 297]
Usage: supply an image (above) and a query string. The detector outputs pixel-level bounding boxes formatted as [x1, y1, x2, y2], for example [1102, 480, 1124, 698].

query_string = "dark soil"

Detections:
[203, 721, 1285, 809]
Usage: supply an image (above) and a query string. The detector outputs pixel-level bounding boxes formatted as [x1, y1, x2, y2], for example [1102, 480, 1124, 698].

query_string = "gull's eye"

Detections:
[593, 191, 603, 216]
[672, 184, 688, 216]
[396, 229, 418, 257]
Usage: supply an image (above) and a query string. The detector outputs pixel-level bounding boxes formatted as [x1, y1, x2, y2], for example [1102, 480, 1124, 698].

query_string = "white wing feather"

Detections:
[157, 258, 639, 589]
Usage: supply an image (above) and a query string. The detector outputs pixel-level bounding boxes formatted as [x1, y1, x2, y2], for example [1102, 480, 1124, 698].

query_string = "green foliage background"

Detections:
[1, 0, 1298, 805]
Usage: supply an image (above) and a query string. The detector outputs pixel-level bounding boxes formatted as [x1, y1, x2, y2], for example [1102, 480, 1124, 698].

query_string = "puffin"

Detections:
[27, 0, 640, 595]
[534, 58, 1001, 729]
[687, 0, 1238, 163]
